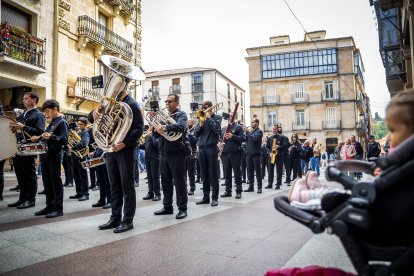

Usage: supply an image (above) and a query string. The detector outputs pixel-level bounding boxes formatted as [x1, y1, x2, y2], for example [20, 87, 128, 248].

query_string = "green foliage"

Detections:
[374, 112, 383, 122]
[374, 120, 388, 139]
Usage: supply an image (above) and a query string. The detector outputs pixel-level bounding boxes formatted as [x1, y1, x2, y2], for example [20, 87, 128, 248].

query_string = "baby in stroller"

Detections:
[272, 90, 414, 275]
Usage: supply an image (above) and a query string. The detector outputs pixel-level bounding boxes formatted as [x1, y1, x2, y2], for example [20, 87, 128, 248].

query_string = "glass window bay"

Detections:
[262, 48, 338, 79]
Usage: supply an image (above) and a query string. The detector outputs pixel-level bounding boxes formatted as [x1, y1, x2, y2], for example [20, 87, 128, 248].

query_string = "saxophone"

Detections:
[270, 137, 278, 164]
[92, 55, 146, 152]
[68, 130, 89, 159]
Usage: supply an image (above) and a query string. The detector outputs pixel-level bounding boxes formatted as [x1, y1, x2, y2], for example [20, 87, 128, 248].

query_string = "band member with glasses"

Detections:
[68, 117, 90, 201]
[153, 94, 188, 219]
[186, 119, 198, 195]
[265, 125, 288, 190]
[8, 92, 45, 209]
[96, 89, 144, 233]
[194, 101, 222, 207]
[244, 119, 263, 193]
[34, 100, 68, 218]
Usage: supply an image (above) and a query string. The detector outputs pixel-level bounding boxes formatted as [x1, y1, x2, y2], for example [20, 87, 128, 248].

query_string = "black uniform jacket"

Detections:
[194, 113, 222, 148]
[41, 116, 68, 153]
[221, 123, 245, 154]
[246, 128, 263, 156]
[154, 109, 188, 155]
[17, 108, 45, 144]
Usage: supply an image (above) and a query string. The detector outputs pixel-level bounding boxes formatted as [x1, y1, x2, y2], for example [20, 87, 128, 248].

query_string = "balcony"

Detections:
[322, 120, 341, 130]
[76, 77, 102, 102]
[354, 64, 365, 88]
[321, 91, 340, 102]
[263, 95, 280, 105]
[148, 87, 160, 96]
[106, 0, 134, 17]
[356, 121, 368, 137]
[356, 93, 367, 112]
[292, 122, 310, 131]
[192, 83, 203, 93]
[78, 15, 133, 60]
[291, 93, 309, 104]
[0, 23, 46, 73]
[169, 84, 181, 94]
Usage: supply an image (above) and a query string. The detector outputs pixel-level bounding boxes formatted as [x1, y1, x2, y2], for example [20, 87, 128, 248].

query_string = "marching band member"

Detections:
[186, 119, 197, 195]
[68, 117, 90, 201]
[194, 101, 222, 207]
[153, 94, 188, 219]
[260, 137, 269, 179]
[244, 119, 263, 193]
[142, 126, 161, 201]
[278, 126, 291, 184]
[96, 89, 144, 233]
[35, 100, 68, 218]
[8, 92, 45, 209]
[265, 125, 288, 190]
[220, 114, 245, 199]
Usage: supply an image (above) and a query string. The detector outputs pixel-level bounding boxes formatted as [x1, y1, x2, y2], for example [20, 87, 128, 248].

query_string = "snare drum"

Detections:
[81, 155, 106, 169]
[17, 143, 48, 156]
[0, 116, 18, 160]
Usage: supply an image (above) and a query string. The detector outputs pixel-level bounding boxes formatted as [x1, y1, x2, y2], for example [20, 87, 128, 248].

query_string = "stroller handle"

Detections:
[325, 165, 359, 189]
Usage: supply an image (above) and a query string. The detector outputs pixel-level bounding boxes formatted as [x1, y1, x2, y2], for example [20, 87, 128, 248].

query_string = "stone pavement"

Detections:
[0, 168, 355, 275]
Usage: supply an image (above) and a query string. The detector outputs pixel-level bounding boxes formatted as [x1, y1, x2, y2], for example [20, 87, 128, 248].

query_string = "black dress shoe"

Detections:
[38, 190, 45, 195]
[244, 188, 254, 192]
[78, 195, 89, 201]
[220, 192, 232, 197]
[142, 194, 154, 200]
[220, 183, 226, 186]
[63, 182, 69, 187]
[211, 200, 218, 207]
[92, 186, 100, 191]
[45, 210, 63, 218]
[69, 194, 82, 199]
[187, 190, 194, 195]
[98, 219, 122, 230]
[176, 211, 187, 219]
[275, 186, 281, 190]
[102, 203, 112, 209]
[264, 185, 272, 189]
[235, 193, 242, 199]
[154, 208, 174, 215]
[9, 186, 20, 192]
[68, 183, 74, 187]
[195, 179, 200, 183]
[8, 200, 23, 207]
[17, 201, 35, 209]
[152, 195, 161, 201]
[34, 207, 50, 216]
[196, 198, 210, 205]
[113, 222, 134, 233]
[92, 201, 105, 208]
[89, 185, 96, 190]
[257, 188, 262, 194]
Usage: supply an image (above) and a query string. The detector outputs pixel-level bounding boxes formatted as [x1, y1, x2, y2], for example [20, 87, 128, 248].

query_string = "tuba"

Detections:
[68, 130, 89, 159]
[194, 102, 223, 123]
[92, 55, 145, 152]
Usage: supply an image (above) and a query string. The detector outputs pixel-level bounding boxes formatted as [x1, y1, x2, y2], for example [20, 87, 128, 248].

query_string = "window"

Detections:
[193, 95, 203, 103]
[326, 107, 336, 122]
[268, 111, 277, 128]
[192, 73, 203, 92]
[98, 13, 108, 40]
[296, 110, 305, 126]
[240, 92, 243, 105]
[150, 80, 159, 95]
[228, 100, 231, 112]
[262, 48, 338, 79]
[170, 78, 181, 94]
[227, 83, 230, 99]
[326, 138, 338, 155]
[325, 82, 334, 99]
[234, 88, 237, 102]
[265, 85, 277, 103]
[97, 61, 107, 83]
[1, 3, 31, 33]
[294, 83, 304, 100]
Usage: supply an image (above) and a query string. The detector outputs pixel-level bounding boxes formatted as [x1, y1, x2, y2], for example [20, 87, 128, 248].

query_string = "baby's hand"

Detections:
[373, 167, 382, 176]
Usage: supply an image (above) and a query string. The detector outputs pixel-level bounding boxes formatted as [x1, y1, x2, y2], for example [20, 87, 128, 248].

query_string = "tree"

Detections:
[374, 112, 383, 122]
[374, 120, 388, 139]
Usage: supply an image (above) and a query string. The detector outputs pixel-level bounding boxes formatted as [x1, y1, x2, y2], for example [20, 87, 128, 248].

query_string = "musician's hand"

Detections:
[205, 111, 211, 119]
[42, 132, 52, 140]
[148, 111, 156, 118]
[225, 132, 233, 139]
[30, 136, 40, 142]
[92, 109, 100, 121]
[112, 142, 125, 152]
[10, 122, 24, 131]
[88, 152, 94, 158]
[155, 124, 164, 135]
[218, 142, 224, 151]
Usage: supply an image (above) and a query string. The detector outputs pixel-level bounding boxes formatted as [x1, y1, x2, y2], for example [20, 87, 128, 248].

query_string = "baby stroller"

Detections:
[273, 134, 414, 276]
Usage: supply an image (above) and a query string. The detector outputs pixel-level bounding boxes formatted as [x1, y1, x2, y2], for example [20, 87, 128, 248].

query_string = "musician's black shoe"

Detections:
[175, 211, 187, 220]
[220, 192, 232, 197]
[275, 186, 281, 190]
[187, 190, 194, 195]
[154, 208, 174, 215]
[92, 186, 100, 191]
[9, 186, 20, 192]
[17, 201, 35, 209]
[88, 185, 96, 190]
[78, 195, 89, 201]
[102, 203, 112, 209]
[152, 195, 161, 201]
[264, 185, 273, 189]
[195, 179, 200, 183]
[196, 198, 210, 205]
[235, 193, 242, 199]
[257, 189, 262, 194]
[38, 190, 45, 195]
[142, 194, 154, 200]
[45, 210, 63, 218]
[68, 183, 73, 187]
[113, 222, 133, 233]
[69, 194, 82, 199]
[211, 200, 218, 207]
[8, 200, 23, 207]
[243, 188, 254, 192]
[63, 182, 71, 187]
[34, 207, 51, 216]
[98, 219, 121, 230]
[92, 201, 105, 207]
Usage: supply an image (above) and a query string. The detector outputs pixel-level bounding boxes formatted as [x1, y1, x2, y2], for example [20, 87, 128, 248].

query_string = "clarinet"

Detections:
[218, 102, 239, 159]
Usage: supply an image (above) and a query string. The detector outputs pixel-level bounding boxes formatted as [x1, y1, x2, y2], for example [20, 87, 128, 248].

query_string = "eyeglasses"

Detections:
[164, 100, 176, 104]
[202, 106, 209, 110]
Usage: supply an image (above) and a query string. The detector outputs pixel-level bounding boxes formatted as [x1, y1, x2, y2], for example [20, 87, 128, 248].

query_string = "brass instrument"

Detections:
[194, 102, 223, 123]
[68, 129, 89, 159]
[139, 129, 152, 145]
[143, 96, 182, 142]
[270, 137, 278, 164]
[92, 55, 146, 152]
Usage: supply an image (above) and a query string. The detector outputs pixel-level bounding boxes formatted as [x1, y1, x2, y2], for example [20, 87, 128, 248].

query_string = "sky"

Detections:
[141, 0, 389, 118]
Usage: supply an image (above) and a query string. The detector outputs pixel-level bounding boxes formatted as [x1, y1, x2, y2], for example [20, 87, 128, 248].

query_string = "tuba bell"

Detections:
[68, 129, 89, 159]
[92, 55, 145, 152]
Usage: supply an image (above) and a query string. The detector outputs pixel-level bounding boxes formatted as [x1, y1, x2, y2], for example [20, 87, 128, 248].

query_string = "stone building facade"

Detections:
[142, 68, 246, 123]
[0, 0, 142, 119]
[246, 31, 373, 154]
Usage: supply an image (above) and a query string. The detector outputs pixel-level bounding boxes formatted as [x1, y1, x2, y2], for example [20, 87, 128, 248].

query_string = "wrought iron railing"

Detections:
[107, 0, 134, 15]
[263, 95, 280, 105]
[0, 22, 46, 69]
[169, 84, 181, 94]
[76, 77, 102, 102]
[292, 121, 310, 131]
[78, 15, 133, 59]
[291, 93, 309, 104]
[192, 83, 203, 93]
[321, 91, 340, 101]
[322, 120, 341, 130]
[148, 87, 160, 96]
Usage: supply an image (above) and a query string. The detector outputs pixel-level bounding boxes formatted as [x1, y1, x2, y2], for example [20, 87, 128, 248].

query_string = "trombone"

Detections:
[194, 102, 223, 123]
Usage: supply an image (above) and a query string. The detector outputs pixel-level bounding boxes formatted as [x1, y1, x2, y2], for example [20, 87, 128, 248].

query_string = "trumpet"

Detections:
[194, 102, 223, 123]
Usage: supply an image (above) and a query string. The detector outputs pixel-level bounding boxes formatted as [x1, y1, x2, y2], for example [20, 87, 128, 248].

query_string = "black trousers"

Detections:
[289, 157, 302, 181]
[160, 153, 187, 211]
[146, 157, 161, 196]
[196, 158, 201, 181]
[73, 158, 89, 196]
[106, 147, 136, 223]
[14, 155, 37, 203]
[90, 167, 97, 188]
[222, 152, 242, 194]
[283, 154, 291, 182]
[241, 151, 247, 182]
[186, 157, 196, 192]
[247, 154, 262, 189]
[261, 155, 268, 179]
[62, 152, 73, 185]
[268, 157, 284, 187]
[41, 151, 64, 210]
[96, 163, 111, 203]
[0, 159, 5, 196]
[199, 147, 219, 201]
